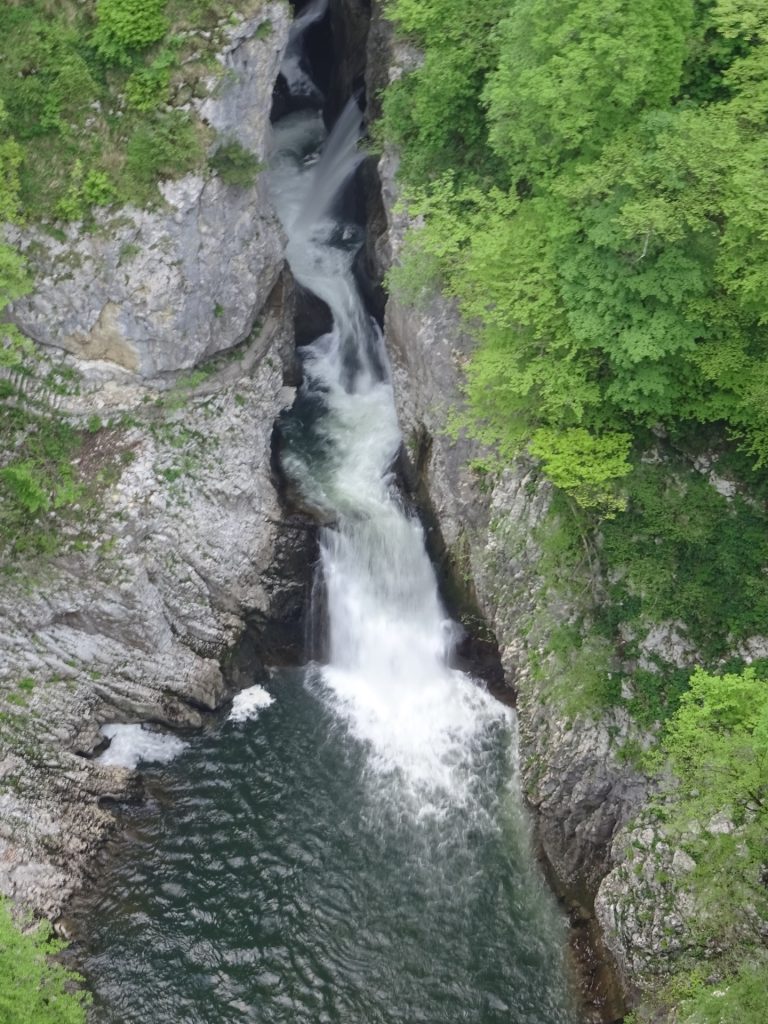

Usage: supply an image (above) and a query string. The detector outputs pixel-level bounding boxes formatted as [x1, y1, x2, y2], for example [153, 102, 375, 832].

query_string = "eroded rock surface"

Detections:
[6, 3, 290, 378]
[0, 297, 313, 918]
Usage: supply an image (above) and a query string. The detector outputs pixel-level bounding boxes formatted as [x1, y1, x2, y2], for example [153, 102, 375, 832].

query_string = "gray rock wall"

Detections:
[6, 3, 290, 378]
[0, 295, 314, 919]
[0, 3, 316, 920]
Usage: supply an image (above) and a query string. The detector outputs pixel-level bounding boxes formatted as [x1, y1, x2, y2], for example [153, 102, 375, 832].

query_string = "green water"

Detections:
[76, 668, 578, 1023]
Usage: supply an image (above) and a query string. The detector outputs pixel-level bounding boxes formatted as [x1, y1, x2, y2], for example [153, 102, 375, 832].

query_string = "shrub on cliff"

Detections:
[209, 140, 264, 187]
[0, 899, 89, 1023]
[92, 0, 169, 66]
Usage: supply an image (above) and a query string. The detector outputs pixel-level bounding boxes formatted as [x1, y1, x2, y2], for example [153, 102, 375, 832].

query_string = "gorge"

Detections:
[4, 2, 766, 1022]
[71, 4, 585, 1020]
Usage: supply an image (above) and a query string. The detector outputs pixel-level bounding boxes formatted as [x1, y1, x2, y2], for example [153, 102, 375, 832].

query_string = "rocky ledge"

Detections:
[0, 282, 314, 919]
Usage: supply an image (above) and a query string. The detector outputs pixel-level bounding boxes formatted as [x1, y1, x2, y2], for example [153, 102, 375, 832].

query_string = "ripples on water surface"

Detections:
[78, 669, 577, 1024]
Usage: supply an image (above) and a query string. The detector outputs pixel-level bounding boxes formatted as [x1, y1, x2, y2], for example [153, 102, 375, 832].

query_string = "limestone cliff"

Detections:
[0, 4, 314, 920]
[6, 3, 290, 377]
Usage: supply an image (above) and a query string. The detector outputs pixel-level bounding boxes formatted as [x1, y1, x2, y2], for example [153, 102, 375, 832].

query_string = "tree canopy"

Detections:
[383, 0, 768, 509]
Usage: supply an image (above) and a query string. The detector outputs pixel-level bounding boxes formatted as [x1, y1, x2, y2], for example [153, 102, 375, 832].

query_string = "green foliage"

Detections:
[209, 140, 263, 187]
[383, 0, 768, 503]
[0, 1, 239, 222]
[529, 428, 631, 513]
[381, 0, 508, 182]
[124, 46, 178, 110]
[483, 0, 694, 181]
[124, 111, 203, 201]
[524, 443, 768, 730]
[383, 2, 768, 1013]
[0, 462, 50, 515]
[676, 962, 768, 1024]
[0, 334, 99, 557]
[665, 666, 768, 825]
[659, 667, 768, 951]
[0, 898, 89, 1023]
[92, 0, 169, 66]
[0, 99, 23, 224]
[601, 458, 768, 661]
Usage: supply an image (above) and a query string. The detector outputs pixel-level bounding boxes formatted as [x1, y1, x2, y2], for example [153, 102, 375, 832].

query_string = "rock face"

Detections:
[0, 3, 318, 920]
[6, 3, 290, 378]
[0, 288, 314, 918]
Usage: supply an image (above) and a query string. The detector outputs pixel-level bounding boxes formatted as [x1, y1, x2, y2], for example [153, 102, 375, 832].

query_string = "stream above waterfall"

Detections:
[72, 5, 582, 1021]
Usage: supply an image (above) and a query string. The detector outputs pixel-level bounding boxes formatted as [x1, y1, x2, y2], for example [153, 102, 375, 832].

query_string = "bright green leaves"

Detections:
[93, 0, 170, 67]
[483, 0, 694, 182]
[666, 667, 768, 817]
[529, 429, 632, 513]
[659, 666, 768, 953]
[385, 0, 768, 507]
[0, 900, 89, 1024]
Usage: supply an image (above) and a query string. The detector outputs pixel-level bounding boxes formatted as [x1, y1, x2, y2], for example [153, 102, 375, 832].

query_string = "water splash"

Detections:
[228, 684, 275, 724]
[97, 724, 188, 770]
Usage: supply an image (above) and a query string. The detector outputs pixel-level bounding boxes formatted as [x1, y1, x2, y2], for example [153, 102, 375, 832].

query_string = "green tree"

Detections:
[660, 667, 768, 947]
[665, 666, 768, 819]
[0, 899, 89, 1024]
[484, 0, 694, 182]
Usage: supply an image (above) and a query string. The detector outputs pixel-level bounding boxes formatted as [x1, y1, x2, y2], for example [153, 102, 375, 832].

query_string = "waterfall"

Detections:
[267, 23, 509, 812]
[76, 20, 580, 1024]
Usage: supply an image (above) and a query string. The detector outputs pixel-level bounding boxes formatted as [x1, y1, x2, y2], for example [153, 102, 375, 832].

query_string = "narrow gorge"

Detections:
[69, 3, 591, 1021]
[5, 2, 765, 1022]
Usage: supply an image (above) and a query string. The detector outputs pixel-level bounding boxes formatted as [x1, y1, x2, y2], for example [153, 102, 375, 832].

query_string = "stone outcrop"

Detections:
[0, 288, 314, 918]
[6, 3, 290, 378]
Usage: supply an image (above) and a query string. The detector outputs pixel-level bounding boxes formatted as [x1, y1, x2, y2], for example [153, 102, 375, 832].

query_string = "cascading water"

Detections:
[73, 8, 582, 1022]
[267, 74, 515, 809]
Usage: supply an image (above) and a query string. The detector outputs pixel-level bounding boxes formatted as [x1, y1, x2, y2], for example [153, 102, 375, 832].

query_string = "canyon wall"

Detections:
[0, 4, 314, 920]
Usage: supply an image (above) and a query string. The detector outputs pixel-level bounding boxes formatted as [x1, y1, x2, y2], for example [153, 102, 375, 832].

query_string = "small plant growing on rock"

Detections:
[208, 140, 263, 187]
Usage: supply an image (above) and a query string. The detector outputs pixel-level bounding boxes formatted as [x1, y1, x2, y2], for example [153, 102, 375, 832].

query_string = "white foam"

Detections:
[97, 724, 188, 770]
[228, 685, 274, 723]
[268, 101, 514, 816]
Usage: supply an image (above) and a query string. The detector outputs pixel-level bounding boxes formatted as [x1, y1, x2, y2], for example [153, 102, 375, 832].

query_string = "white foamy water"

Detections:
[267, 65, 512, 811]
[228, 685, 275, 723]
[98, 724, 188, 770]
